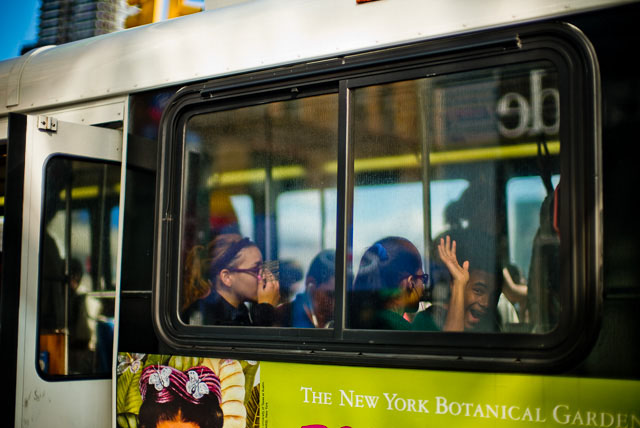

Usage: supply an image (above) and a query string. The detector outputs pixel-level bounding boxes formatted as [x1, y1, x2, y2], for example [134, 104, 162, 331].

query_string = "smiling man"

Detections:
[440, 230, 500, 332]
[462, 267, 497, 331]
[413, 230, 500, 332]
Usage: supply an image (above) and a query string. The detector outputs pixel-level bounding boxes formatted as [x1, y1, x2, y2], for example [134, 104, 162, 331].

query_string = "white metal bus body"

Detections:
[1, 1, 639, 427]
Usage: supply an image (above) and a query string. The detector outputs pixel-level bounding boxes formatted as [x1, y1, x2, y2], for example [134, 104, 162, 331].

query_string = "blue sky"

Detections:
[0, 1, 41, 62]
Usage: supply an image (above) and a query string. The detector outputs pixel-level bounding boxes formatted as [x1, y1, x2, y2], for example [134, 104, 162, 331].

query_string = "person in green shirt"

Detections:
[349, 237, 427, 330]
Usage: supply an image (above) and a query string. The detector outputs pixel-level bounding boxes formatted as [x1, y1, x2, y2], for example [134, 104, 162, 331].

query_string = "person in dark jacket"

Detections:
[278, 249, 336, 328]
[182, 234, 280, 326]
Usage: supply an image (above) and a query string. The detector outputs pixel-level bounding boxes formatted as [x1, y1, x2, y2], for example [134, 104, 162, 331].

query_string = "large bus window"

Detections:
[179, 92, 338, 328]
[156, 26, 600, 366]
[38, 157, 120, 377]
[347, 63, 561, 334]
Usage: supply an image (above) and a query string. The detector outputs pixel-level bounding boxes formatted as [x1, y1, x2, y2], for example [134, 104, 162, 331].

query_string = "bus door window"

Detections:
[38, 157, 120, 377]
[179, 92, 339, 328]
[347, 63, 562, 334]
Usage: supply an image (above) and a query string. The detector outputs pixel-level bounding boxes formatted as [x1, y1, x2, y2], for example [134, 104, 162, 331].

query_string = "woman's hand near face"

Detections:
[438, 235, 468, 332]
[258, 268, 280, 307]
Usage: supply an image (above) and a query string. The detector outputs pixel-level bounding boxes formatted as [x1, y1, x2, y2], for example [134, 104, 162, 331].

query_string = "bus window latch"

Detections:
[37, 116, 58, 132]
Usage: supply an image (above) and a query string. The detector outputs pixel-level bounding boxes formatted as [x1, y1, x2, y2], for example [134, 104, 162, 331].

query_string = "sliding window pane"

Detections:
[180, 93, 339, 329]
[347, 64, 561, 334]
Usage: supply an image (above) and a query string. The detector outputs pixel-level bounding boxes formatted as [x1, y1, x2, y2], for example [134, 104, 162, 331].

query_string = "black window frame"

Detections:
[154, 23, 601, 371]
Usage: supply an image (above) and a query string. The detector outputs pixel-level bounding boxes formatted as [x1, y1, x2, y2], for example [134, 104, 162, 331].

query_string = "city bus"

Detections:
[1, 0, 639, 427]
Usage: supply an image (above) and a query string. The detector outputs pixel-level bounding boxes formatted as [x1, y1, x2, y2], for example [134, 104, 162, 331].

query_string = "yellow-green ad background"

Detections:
[260, 362, 640, 428]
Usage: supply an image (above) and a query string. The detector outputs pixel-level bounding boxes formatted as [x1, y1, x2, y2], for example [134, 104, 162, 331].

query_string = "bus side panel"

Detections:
[569, 6, 640, 378]
[0, 113, 26, 428]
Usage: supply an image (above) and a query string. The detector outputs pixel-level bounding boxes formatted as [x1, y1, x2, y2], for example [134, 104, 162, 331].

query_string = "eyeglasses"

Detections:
[227, 260, 279, 281]
[228, 265, 262, 279]
[411, 273, 429, 283]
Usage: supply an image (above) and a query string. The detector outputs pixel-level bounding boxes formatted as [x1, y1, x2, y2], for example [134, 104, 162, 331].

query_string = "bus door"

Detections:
[11, 114, 122, 428]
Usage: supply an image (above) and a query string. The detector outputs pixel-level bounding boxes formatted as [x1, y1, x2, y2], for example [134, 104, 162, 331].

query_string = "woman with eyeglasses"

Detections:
[349, 236, 427, 330]
[182, 234, 280, 326]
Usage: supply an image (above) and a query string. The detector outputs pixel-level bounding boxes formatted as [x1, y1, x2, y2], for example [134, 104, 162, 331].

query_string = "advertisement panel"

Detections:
[116, 353, 640, 428]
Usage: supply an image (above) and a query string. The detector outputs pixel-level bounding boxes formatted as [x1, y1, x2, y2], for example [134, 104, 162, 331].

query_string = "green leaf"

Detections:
[241, 361, 260, 406]
[168, 355, 203, 371]
[245, 384, 260, 428]
[116, 413, 139, 428]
